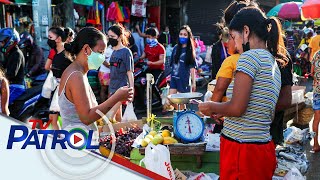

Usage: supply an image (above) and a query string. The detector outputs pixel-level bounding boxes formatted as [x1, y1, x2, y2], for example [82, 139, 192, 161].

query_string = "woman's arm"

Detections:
[191, 68, 196, 92]
[148, 54, 165, 66]
[1, 78, 10, 115]
[135, 25, 147, 38]
[65, 73, 133, 125]
[275, 85, 292, 111]
[45, 58, 52, 71]
[211, 77, 232, 102]
[199, 72, 252, 117]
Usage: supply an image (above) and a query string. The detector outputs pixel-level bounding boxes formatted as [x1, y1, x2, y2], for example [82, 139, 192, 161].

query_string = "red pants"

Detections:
[220, 136, 276, 180]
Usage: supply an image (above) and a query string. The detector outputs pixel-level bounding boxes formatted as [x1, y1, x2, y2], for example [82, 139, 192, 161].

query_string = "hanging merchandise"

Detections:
[106, 2, 117, 21]
[95, 1, 101, 25]
[131, 0, 147, 17]
[123, 6, 131, 23]
[87, 7, 98, 25]
[115, 2, 124, 22]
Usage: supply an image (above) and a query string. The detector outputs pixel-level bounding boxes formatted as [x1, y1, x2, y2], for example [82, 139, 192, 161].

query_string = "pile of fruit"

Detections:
[99, 127, 142, 157]
[140, 130, 178, 147]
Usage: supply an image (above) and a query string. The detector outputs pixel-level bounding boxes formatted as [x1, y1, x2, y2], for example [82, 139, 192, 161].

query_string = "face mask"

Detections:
[108, 38, 119, 47]
[87, 48, 105, 70]
[47, 39, 57, 49]
[146, 38, 158, 47]
[179, 37, 188, 44]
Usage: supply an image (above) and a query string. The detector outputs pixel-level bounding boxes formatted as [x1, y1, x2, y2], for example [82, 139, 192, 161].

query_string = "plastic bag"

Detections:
[122, 102, 137, 122]
[140, 144, 175, 180]
[284, 167, 305, 180]
[41, 71, 54, 99]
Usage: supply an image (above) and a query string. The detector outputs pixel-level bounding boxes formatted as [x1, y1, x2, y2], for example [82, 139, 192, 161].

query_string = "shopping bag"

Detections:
[122, 102, 137, 122]
[41, 71, 54, 98]
[284, 167, 305, 180]
[140, 144, 175, 180]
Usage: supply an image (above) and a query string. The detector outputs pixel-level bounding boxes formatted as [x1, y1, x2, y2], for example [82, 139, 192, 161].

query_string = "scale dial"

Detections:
[175, 112, 204, 142]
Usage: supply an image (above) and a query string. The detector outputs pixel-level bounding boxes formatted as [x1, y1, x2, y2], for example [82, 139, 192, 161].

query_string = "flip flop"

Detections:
[310, 148, 320, 153]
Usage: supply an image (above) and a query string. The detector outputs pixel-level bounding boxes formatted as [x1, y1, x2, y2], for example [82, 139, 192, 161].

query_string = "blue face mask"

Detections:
[146, 38, 158, 47]
[87, 48, 105, 70]
[179, 37, 188, 44]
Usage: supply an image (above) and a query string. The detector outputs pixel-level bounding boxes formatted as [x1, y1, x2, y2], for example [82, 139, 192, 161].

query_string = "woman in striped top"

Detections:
[199, 7, 287, 179]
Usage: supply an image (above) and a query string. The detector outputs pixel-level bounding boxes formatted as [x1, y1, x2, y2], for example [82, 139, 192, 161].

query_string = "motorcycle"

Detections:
[9, 73, 49, 123]
[133, 58, 171, 112]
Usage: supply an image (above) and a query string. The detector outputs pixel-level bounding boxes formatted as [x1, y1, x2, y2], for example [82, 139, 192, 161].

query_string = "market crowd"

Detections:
[0, 0, 320, 179]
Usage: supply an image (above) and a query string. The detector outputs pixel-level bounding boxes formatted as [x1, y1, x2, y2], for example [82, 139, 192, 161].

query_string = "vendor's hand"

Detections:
[114, 86, 134, 102]
[147, 61, 153, 66]
[192, 84, 196, 92]
[135, 24, 140, 30]
[198, 102, 214, 116]
[211, 114, 224, 125]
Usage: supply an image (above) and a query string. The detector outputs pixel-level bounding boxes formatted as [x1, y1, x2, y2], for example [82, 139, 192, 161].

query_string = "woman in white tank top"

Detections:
[58, 27, 133, 143]
[0, 70, 10, 115]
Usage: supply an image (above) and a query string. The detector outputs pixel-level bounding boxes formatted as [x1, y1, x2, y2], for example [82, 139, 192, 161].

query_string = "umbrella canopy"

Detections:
[0, 0, 11, 4]
[278, 2, 302, 20]
[301, 0, 320, 19]
[267, 3, 284, 17]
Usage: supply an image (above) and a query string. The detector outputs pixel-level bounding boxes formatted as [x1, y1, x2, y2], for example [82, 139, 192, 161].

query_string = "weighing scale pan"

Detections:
[167, 92, 203, 104]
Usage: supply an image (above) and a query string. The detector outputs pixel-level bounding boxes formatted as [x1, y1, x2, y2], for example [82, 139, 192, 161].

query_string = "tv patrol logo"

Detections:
[7, 120, 98, 150]
[6, 110, 117, 179]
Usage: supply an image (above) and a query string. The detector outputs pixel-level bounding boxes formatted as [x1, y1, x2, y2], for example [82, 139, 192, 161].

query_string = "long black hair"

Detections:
[174, 25, 196, 66]
[229, 7, 288, 66]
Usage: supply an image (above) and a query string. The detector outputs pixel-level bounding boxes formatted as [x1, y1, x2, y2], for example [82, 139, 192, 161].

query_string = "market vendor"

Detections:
[58, 27, 133, 144]
[199, 8, 287, 179]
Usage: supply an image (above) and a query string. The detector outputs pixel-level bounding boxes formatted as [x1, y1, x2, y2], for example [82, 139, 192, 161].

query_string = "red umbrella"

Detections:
[278, 2, 302, 20]
[301, 0, 320, 19]
[0, 0, 11, 4]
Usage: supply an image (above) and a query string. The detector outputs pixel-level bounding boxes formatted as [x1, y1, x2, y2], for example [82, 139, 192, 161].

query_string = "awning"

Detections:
[14, 0, 31, 4]
[0, 0, 11, 4]
[73, 0, 94, 6]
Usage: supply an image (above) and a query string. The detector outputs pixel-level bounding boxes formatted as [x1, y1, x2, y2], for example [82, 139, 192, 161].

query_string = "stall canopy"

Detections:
[301, 0, 320, 20]
[74, 0, 94, 6]
[14, 0, 31, 4]
[0, 0, 11, 4]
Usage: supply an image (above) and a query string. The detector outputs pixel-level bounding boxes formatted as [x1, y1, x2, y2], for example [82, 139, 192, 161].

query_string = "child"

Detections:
[311, 50, 320, 153]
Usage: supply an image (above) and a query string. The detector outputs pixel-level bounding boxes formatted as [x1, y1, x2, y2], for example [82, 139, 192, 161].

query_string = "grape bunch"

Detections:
[99, 127, 143, 157]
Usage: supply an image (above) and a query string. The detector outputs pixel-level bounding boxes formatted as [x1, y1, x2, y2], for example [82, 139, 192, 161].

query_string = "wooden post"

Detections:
[64, 0, 75, 29]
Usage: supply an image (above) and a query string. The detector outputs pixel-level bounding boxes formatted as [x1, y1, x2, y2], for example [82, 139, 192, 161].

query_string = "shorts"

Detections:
[220, 135, 276, 180]
[313, 93, 320, 110]
[98, 71, 110, 86]
[170, 77, 190, 93]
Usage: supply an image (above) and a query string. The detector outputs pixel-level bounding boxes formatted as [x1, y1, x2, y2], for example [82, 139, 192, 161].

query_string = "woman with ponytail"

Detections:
[199, 7, 285, 179]
[45, 27, 72, 131]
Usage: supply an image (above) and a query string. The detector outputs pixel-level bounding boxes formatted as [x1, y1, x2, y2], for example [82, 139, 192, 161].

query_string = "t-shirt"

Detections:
[28, 44, 45, 76]
[309, 35, 320, 60]
[313, 51, 320, 94]
[216, 54, 240, 79]
[48, 49, 56, 60]
[144, 43, 165, 70]
[109, 47, 133, 94]
[51, 50, 72, 78]
[99, 46, 113, 73]
[171, 46, 196, 84]
[223, 49, 281, 143]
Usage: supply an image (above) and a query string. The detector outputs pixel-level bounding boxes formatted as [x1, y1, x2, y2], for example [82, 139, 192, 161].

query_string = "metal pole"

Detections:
[146, 73, 154, 120]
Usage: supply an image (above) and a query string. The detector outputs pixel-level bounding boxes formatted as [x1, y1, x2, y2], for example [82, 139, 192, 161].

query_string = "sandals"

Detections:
[310, 148, 320, 153]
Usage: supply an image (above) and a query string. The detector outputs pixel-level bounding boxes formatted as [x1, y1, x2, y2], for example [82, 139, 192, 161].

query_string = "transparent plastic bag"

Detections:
[122, 102, 137, 122]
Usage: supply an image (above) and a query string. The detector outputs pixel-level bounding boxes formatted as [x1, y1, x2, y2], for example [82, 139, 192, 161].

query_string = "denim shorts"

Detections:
[313, 93, 320, 110]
